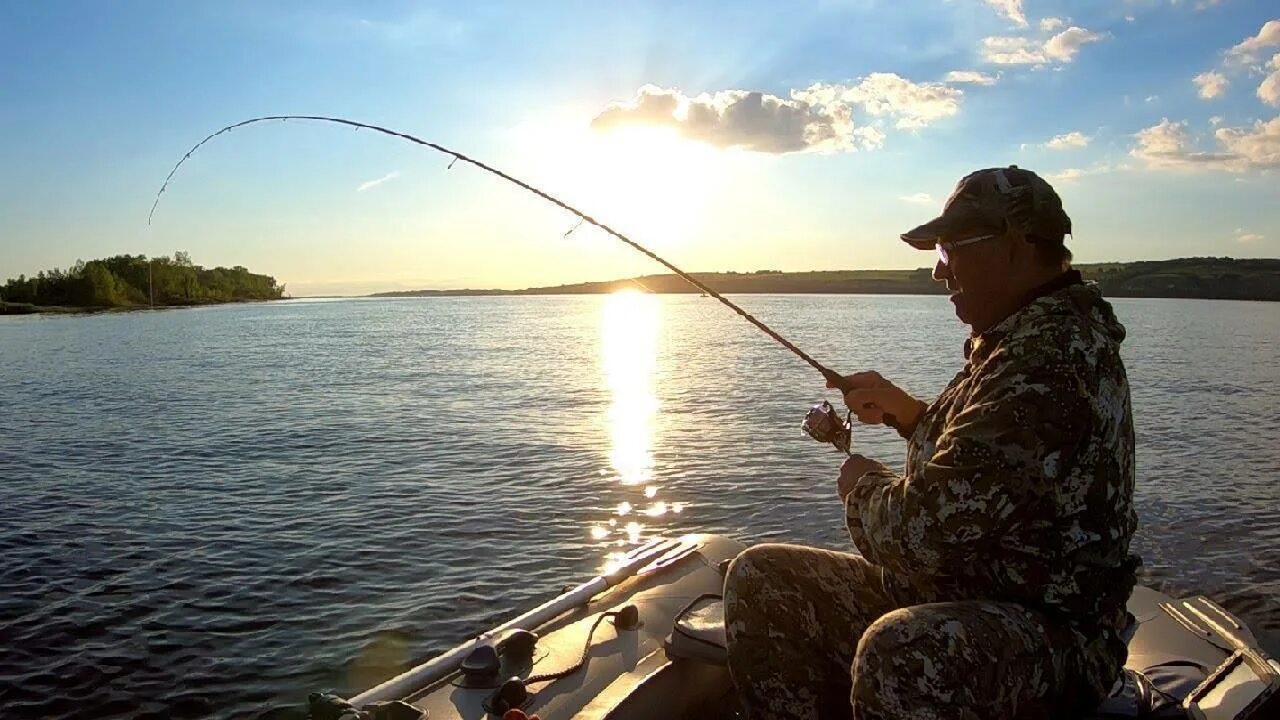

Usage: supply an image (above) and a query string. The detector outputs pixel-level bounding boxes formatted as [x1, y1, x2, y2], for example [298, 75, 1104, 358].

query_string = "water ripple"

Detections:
[1, 295, 1277, 718]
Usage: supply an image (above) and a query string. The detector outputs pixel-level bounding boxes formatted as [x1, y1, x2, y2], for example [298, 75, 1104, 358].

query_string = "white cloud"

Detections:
[982, 36, 1046, 64]
[984, 0, 1028, 27]
[1131, 116, 1280, 171]
[1044, 27, 1108, 62]
[1146, 95, 1160, 103]
[1040, 17, 1065, 32]
[898, 193, 934, 203]
[814, 73, 964, 128]
[1049, 168, 1085, 182]
[591, 77, 962, 154]
[982, 26, 1107, 65]
[356, 171, 400, 192]
[1045, 131, 1092, 149]
[1226, 20, 1280, 65]
[1233, 228, 1264, 244]
[1210, 115, 1225, 125]
[1216, 116, 1280, 168]
[1193, 71, 1229, 99]
[944, 70, 998, 85]
[1259, 53, 1280, 107]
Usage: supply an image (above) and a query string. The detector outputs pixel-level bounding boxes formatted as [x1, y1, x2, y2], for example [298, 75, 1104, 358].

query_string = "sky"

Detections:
[1, 1, 1277, 295]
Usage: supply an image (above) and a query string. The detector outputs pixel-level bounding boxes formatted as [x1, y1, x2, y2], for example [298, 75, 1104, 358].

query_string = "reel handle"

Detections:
[820, 367, 900, 432]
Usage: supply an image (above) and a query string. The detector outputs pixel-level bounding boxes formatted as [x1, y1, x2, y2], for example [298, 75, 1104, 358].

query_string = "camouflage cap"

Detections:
[900, 166, 1072, 249]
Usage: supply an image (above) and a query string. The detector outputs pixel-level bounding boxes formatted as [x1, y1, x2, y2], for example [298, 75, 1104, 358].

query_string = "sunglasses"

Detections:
[936, 232, 999, 265]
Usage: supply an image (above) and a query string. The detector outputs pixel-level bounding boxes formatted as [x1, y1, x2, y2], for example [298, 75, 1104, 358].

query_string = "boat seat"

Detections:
[664, 596, 728, 666]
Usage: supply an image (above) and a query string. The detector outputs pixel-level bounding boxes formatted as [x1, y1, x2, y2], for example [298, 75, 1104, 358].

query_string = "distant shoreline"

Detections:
[370, 257, 1280, 303]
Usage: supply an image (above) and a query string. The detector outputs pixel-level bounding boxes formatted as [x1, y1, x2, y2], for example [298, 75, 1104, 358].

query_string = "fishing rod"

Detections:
[149, 115, 876, 450]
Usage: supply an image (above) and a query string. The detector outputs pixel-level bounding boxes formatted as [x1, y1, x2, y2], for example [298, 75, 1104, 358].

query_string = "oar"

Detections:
[348, 537, 683, 707]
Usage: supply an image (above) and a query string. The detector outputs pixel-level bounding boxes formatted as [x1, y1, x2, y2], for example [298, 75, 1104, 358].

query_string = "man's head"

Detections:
[900, 166, 1073, 334]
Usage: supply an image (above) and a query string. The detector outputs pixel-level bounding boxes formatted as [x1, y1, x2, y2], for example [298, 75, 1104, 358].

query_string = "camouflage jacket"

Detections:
[845, 276, 1140, 697]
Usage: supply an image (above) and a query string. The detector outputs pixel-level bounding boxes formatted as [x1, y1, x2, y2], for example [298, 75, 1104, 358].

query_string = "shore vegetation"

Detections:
[373, 257, 1280, 302]
[1, 252, 285, 312]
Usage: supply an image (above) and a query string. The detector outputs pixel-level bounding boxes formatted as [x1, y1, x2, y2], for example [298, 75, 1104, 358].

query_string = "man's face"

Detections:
[931, 230, 1020, 333]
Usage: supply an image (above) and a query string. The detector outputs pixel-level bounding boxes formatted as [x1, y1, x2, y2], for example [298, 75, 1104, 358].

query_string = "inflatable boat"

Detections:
[310, 534, 1279, 720]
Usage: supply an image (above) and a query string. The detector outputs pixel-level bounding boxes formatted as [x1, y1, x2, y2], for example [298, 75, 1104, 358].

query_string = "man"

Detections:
[723, 166, 1140, 720]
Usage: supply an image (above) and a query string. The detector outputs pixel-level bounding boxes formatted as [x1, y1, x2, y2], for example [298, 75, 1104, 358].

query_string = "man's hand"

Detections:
[837, 454, 889, 501]
[826, 370, 926, 432]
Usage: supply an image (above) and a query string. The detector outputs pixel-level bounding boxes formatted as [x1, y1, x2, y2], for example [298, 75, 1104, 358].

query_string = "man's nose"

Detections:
[932, 257, 951, 282]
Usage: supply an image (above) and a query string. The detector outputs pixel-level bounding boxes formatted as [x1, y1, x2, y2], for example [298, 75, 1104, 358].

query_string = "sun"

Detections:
[570, 125, 723, 251]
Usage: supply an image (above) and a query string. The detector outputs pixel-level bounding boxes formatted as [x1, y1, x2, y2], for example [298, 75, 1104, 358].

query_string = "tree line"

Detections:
[1, 252, 285, 308]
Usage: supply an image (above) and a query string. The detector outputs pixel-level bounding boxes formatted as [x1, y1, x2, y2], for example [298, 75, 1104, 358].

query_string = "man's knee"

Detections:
[852, 603, 1054, 720]
[723, 543, 802, 606]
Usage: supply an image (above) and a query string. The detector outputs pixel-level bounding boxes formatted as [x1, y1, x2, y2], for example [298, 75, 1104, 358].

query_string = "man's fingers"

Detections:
[827, 370, 886, 391]
[844, 388, 893, 425]
[844, 387, 890, 408]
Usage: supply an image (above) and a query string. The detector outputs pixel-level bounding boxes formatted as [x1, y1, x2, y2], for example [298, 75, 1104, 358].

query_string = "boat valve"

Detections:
[488, 677, 529, 715]
[612, 604, 640, 631]
[461, 644, 500, 683]
[499, 629, 539, 660]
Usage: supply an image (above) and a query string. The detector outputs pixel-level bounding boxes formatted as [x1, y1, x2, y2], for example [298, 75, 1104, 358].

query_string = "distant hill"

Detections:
[373, 257, 1280, 302]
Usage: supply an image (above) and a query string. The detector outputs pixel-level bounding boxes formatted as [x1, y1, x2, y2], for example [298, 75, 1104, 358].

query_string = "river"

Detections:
[1, 294, 1276, 718]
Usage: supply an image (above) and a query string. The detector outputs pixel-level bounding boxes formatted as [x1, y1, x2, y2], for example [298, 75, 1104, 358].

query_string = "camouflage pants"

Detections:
[723, 544, 1064, 720]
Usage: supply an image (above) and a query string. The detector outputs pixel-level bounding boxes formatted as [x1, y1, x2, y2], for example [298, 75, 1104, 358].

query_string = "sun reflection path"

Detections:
[590, 291, 688, 566]
[603, 290, 659, 487]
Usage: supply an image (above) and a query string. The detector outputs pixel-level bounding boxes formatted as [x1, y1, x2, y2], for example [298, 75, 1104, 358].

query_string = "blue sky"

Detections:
[1, 1, 1277, 295]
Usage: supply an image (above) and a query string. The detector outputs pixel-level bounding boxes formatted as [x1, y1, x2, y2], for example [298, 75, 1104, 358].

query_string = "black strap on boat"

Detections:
[523, 604, 640, 685]
[484, 604, 641, 715]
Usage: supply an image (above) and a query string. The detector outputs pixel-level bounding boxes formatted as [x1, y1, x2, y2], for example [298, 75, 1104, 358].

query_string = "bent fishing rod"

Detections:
[149, 115, 876, 450]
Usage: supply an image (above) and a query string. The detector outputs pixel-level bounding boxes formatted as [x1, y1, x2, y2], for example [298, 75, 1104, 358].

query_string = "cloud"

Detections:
[1226, 19, 1280, 65]
[1209, 115, 1225, 125]
[1045, 164, 1119, 183]
[1233, 228, 1264, 244]
[984, 0, 1028, 27]
[591, 85, 827, 153]
[1216, 116, 1280, 167]
[1039, 17, 1065, 32]
[1260, 53, 1280, 107]
[944, 70, 998, 85]
[356, 171, 401, 192]
[1044, 27, 1108, 62]
[1193, 71, 1229, 99]
[1131, 116, 1280, 171]
[982, 36, 1045, 64]
[811, 73, 964, 129]
[1045, 131, 1092, 149]
[591, 77, 963, 154]
[982, 26, 1107, 65]
[898, 193, 934, 203]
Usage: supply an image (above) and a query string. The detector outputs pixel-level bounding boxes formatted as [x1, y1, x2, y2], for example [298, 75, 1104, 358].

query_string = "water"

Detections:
[1, 294, 1277, 719]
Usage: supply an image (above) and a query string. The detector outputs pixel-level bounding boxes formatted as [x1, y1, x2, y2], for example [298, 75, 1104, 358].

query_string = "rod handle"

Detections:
[820, 366, 900, 433]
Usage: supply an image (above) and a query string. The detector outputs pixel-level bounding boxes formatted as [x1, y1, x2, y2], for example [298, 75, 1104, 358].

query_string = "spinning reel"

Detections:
[801, 400, 853, 455]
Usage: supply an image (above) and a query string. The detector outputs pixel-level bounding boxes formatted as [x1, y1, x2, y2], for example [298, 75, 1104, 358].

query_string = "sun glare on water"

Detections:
[602, 290, 659, 487]
[590, 290, 690, 568]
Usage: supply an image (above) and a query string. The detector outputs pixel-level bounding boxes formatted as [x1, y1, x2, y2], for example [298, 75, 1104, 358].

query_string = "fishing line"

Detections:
[149, 115, 852, 390]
